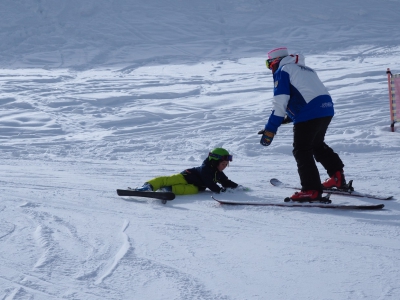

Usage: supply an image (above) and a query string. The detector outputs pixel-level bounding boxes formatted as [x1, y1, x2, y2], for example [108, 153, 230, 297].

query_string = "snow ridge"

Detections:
[95, 220, 131, 284]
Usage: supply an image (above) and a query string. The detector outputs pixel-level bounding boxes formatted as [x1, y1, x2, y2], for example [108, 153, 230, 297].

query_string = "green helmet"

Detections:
[208, 148, 233, 162]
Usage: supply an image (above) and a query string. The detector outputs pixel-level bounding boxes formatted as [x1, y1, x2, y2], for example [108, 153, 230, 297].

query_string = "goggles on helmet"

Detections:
[208, 152, 233, 161]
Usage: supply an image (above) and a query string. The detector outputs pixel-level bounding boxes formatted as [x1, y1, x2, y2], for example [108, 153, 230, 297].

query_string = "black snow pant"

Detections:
[292, 116, 344, 192]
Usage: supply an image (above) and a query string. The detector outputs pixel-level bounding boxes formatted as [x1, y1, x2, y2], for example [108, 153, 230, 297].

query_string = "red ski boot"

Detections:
[322, 170, 347, 189]
[290, 190, 322, 202]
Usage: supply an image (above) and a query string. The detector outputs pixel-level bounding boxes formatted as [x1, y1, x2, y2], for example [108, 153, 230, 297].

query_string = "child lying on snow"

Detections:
[135, 148, 248, 195]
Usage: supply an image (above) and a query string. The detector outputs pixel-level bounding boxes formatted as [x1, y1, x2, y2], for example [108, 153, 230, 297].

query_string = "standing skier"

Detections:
[135, 148, 246, 195]
[259, 47, 347, 201]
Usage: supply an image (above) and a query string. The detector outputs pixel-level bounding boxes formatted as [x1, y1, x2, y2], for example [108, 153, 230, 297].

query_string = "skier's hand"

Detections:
[235, 185, 250, 191]
[259, 130, 275, 146]
[223, 186, 250, 193]
[282, 115, 293, 124]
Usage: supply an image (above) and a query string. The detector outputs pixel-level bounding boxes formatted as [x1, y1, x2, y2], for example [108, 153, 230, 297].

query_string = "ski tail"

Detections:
[116, 189, 175, 201]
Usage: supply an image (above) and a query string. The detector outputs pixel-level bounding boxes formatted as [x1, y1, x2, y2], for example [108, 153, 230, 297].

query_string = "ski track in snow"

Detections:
[0, 162, 238, 299]
[0, 219, 15, 240]
[95, 220, 131, 284]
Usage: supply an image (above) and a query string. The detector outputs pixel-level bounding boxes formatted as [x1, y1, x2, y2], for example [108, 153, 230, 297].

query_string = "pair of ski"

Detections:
[117, 178, 392, 210]
[214, 178, 391, 210]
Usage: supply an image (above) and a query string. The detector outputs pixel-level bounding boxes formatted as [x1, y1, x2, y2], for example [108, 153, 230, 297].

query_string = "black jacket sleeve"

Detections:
[217, 172, 238, 189]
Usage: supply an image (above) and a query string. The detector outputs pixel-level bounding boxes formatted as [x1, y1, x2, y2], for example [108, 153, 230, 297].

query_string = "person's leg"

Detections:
[312, 117, 344, 176]
[147, 173, 188, 191]
[171, 184, 199, 195]
[293, 118, 324, 192]
[311, 116, 346, 188]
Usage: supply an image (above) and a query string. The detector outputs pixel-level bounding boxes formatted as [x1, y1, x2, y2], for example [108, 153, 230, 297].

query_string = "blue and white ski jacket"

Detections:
[264, 54, 334, 133]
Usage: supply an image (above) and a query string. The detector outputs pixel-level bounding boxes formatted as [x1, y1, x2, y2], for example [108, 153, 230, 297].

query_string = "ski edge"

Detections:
[212, 196, 385, 210]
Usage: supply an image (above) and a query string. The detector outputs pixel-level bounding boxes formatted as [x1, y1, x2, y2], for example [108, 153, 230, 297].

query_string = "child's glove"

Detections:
[235, 185, 250, 191]
[223, 185, 250, 193]
[259, 130, 275, 146]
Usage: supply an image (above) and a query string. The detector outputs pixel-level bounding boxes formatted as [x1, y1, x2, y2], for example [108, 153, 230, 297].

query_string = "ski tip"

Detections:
[212, 196, 226, 204]
[270, 178, 282, 186]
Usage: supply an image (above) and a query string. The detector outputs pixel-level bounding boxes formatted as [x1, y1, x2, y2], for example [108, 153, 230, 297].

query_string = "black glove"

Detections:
[220, 187, 226, 193]
[282, 115, 293, 124]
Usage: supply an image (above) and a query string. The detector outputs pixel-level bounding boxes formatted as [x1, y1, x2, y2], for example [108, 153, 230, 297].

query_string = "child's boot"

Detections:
[135, 183, 153, 192]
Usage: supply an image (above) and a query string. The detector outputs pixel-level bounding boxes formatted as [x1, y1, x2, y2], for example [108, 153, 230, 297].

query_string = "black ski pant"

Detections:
[292, 116, 344, 192]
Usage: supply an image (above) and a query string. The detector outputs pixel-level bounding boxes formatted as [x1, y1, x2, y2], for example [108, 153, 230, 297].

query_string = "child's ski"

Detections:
[116, 189, 175, 202]
[270, 178, 393, 200]
[212, 196, 385, 210]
